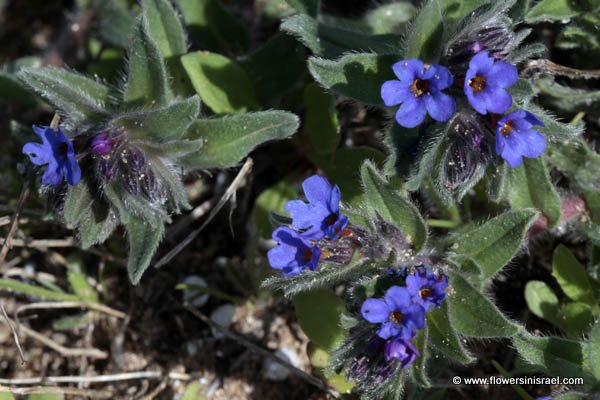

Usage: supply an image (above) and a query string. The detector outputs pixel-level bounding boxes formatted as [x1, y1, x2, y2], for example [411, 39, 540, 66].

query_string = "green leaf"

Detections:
[17, 68, 111, 125]
[412, 324, 432, 387]
[181, 382, 207, 400]
[447, 271, 520, 337]
[525, 0, 590, 22]
[67, 257, 99, 303]
[536, 78, 600, 111]
[440, 0, 493, 25]
[0, 393, 14, 400]
[319, 147, 385, 204]
[124, 18, 170, 107]
[524, 280, 560, 325]
[547, 138, 600, 188]
[142, 0, 187, 58]
[181, 51, 259, 114]
[303, 83, 339, 157]
[453, 209, 538, 279]
[507, 156, 562, 227]
[359, 162, 428, 251]
[286, 0, 320, 16]
[27, 394, 63, 400]
[182, 111, 299, 168]
[0, 71, 38, 106]
[427, 302, 475, 363]
[95, 0, 136, 49]
[76, 203, 118, 250]
[557, 302, 594, 338]
[513, 332, 588, 378]
[281, 14, 402, 59]
[293, 288, 346, 350]
[176, 0, 248, 53]
[308, 53, 396, 105]
[239, 33, 305, 105]
[403, 0, 443, 62]
[524, 103, 584, 141]
[254, 180, 297, 237]
[590, 320, 600, 380]
[110, 96, 200, 142]
[0, 279, 80, 301]
[552, 245, 598, 310]
[126, 216, 164, 284]
[363, 2, 416, 34]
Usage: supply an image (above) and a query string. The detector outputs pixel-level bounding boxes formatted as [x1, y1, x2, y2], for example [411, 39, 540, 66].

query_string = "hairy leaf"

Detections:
[181, 51, 259, 114]
[182, 111, 299, 168]
[447, 272, 520, 337]
[308, 53, 396, 105]
[453, 209, 538, 279]
[552, 245, 598, 311]
[524, 280, 560, 325]
[126, 216, 164, 285]
[360, 162, 428, 251]
[18, 68, 111, 125]
[427, 302, 475, 363]
[403, 0, 443, 62]
[124, 18, 170, 107]
[111, 95, 200, 142]
[507, 156, 561, 227]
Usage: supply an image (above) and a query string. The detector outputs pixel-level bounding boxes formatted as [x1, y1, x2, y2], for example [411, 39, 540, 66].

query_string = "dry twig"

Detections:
[184, 303, 341, 399]
[155, 158, 253, 268]
[0, 371, 191, 385]
[0, 385, 112, 399]
[0, 302, 26, 363]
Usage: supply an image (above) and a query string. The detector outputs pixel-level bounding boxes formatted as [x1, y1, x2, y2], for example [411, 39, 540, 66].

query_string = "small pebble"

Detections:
[182, 275, 209, 307]
[262, 348, 301, 381]
[210, 304, 235, 339]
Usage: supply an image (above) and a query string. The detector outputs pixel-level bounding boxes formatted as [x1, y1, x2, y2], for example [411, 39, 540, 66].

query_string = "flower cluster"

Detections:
[382, 51, 546, 168]
[360, 266, 448, 368]
[267, 175, 349, 276]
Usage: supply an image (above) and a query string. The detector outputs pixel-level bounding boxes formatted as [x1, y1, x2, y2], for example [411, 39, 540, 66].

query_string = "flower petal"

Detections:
[425, 92, 455, 122]
[484, 87, 513, 114]
[65, 153, 81, 185]
[384, 286, 411, 311]
[468, 51, 494, 74]
[328, 184, 342, 213]
[429, 64, 454, 90]
[520, 129, 547, 158]
[381, 80, 411, 106]
[285, 199, 329, 231]
[487, 61, 518, 88]
[395, 97, 427, 128]
[361, 298, 390, 324]
[377, 321, 401, 339]
[302, 175, 332, 205]
[500, 136, 524, 167]
[392, 59, 424, 85]
[466, 91, 488, 115]
[22, 142, 51, 166]
[267, 244, 296, 269]
[41, 160, 64, 186]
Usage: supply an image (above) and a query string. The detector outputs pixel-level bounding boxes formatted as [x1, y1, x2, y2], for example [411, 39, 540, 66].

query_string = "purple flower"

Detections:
[361, 286, 425, 339]
[22, 125, 81, 186]
[267, 227, 321, 276]
[464, 51, 517, 115]
[381, 59, 455, 128]
[384, 338, 419, 367]
[90, 133, 114, 155]
[495, 110, 546, 168]
[406, 267, 449, 311]
[535, 398, 552, 400]
[284, 175, 348, 240]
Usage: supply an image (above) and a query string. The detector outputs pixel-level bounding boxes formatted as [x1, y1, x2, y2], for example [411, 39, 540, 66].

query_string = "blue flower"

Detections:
[495, 110, 546, 168]
[381, 59, 455, 128]
[284, 175, 348, 240]
[384, 338, 419, 367]
[267, 227, 321, 276]
[464, 51, 517, 115]
[361, 286, 425, 339]
[405, 267, 449, 311]
[22, 125, 81, 186]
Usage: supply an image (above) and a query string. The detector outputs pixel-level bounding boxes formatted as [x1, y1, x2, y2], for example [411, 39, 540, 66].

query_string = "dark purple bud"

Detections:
[384, 338, 419, 368]
[90, 133, 115, 155]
